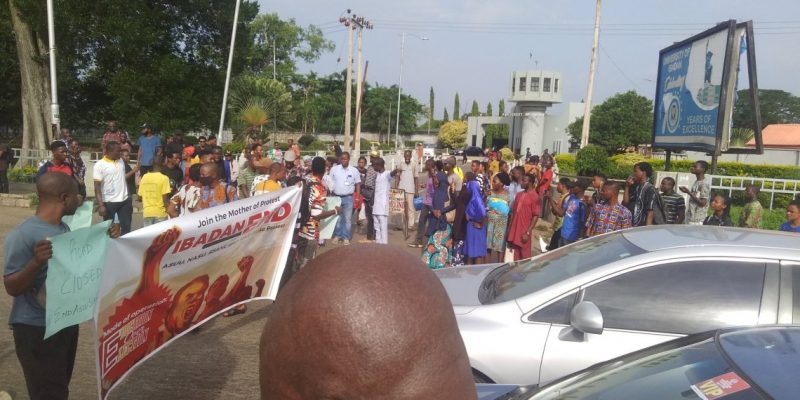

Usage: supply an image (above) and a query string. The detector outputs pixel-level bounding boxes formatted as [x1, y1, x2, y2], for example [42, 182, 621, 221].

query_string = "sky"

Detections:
[257, 0, 800, 118]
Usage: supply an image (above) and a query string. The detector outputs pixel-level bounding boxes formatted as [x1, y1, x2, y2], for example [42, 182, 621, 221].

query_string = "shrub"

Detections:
[223, 141, 246, 155]
[575, 145, 611, 176]
[728, 206, 786, 230]
[298, 134, 317, 147]
[305, 141, 330, 152]
[8, 166, 38, 183]
[499, 147, 514, 161]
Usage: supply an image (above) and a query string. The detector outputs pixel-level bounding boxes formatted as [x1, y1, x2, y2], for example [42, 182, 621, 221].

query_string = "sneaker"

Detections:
[343, 239, 350, 246]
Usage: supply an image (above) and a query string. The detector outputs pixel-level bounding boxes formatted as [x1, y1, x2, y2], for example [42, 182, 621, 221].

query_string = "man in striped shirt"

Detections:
[659, 177, 686, 224]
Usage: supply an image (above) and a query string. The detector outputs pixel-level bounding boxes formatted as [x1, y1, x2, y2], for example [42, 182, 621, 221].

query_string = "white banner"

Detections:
[94, 186, 300, 399]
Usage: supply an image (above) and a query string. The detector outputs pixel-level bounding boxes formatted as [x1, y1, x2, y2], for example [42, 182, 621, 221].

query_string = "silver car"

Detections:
[435, 225, 800, 385]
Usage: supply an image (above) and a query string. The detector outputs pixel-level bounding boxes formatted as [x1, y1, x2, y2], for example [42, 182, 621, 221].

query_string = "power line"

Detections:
[599, 45, 643, 92]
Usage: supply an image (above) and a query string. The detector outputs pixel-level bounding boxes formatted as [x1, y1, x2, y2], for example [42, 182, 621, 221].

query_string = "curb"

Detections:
[0, 193, 34, 208]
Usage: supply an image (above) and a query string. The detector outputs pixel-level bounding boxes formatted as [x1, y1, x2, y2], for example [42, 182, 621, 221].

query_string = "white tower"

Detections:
[509, 71, 562, 155]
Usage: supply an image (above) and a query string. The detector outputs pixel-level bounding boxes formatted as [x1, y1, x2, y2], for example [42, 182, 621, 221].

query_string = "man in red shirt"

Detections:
[507, 174, 542, 261]
[36, 141, 73, 181]
[102, 120, 131, 152]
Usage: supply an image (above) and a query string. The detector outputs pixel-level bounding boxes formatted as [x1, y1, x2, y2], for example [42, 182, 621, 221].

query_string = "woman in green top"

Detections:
[486, 173, 511, 263]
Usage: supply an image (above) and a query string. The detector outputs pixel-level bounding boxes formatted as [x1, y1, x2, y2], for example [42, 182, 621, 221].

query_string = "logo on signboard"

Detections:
[667, 96, 681, 133]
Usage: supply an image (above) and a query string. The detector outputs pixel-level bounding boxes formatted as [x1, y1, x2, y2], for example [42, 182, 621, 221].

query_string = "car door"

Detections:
[535, 259, 772, 384]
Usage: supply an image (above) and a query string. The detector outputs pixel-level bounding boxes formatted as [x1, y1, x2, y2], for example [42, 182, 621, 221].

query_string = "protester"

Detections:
[585, 181, 632, 237]
[298, 157, 341, 266]
[444, 156, 463, 198]
[138, 162, 172, 227]
[524, 155, 540, 176]
[508, 166, 525, 204]
[486, 172, 511, 263]
[353, 156, 367, 228]
[624, 162, 658, 227]
[165, 130, 185, 157]
[559, 178, 589, 246]
[55, 127, 72, 147]
[252, 163, 286, 195]
[181, 146, 196, 179]
[64, 139, 87, 199]
[397, 150, 419, 231]
[4, 172, 120, 400]
[268, 142, 283, 164]
[588, 172, 607, 208]
[284, 138, 298, 167]
[259, 245, 477, 400]
[161, 151, 184, 194]
[471, 159, 487, 196]
[739, 185, 764, 228]
[488, 152, 500, 175]
[223, 151, 239, 187]
[168, 164, 202, 218]
[681, 160, 710, 225]
[536, 155, 553, 198]
[237, 145, 260, 198]
[507, 174, 541, 260]
[137, 123, 161, 174]
[703, 193, 733, 227]
[464, 180, 487, 264]
[95, 142, 133, 234]
[370, 158, 399, 245]
[197, 162, 238, 210]
[411, 159, 436, 248]
[659, 177, 686, 224]
[120, 149, 137, 204]
[329, 152, 361, 245]
[546, 178, 573, 250]
[196, 136, 209, 153]
[780, 200, 800, 233]
[0, 142, 12, 193]
[442, 172, 473, 267]
[102, 120, 131, 151]
[36, 141, 74, 180]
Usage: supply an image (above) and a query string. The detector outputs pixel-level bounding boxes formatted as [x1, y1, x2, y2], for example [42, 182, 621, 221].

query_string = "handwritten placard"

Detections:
[44, 220, 112, 338]
[62, 200, 94, 231]
[319, 196, 341, 240]
[390, 189, 405, 213]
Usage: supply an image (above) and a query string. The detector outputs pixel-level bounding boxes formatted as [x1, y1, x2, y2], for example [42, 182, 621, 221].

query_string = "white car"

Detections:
[435, 225, 800, 386]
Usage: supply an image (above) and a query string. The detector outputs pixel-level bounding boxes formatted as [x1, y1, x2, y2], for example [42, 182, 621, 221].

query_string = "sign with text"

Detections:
[389, 189, 406, 213]
[653, 21, 736, 153]
[44, 220, 112, 339]
[94, 187, 300, 399]
[320, 196, 341, 240]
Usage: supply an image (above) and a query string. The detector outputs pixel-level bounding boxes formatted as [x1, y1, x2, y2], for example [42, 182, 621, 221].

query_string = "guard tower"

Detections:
[508, 70, 562, 154]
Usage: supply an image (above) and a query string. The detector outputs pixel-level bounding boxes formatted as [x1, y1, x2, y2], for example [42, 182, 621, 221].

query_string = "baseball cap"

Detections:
[140, 123, 151, 129]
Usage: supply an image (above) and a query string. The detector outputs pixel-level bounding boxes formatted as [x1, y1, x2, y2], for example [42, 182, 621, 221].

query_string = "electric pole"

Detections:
[339, 11, 373, 153]
[581, 0, 602, 148]
[354, 61, 369, 156]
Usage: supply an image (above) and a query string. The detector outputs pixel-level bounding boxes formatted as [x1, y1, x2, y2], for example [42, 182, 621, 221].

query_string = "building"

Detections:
[684, 124, 800, 166]
[467, 70, 582, 155]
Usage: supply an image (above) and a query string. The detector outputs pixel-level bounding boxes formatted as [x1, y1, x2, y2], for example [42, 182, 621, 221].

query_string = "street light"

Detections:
[395, 33, 428, 150]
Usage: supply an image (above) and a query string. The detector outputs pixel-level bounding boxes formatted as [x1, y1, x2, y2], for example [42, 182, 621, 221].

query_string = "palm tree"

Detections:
[240, 100, 270, 138]
[730, 127, 755, 147]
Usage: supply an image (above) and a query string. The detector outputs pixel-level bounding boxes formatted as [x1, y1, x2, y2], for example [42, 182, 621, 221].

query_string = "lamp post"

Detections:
[217, 0, 242, 144]
[395, 33, 428, 150]
[46, 0, 59, 142]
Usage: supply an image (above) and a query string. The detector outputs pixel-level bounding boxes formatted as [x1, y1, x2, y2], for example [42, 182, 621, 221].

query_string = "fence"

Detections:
[655, 171, 800, 210]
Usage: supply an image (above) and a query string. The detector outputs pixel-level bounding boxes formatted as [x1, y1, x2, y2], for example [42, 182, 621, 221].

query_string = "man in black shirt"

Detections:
[623, 162, 658, 227]
[161, 151, 184, 194]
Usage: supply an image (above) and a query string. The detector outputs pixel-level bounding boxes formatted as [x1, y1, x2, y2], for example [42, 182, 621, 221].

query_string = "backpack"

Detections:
[650, 185, 668, 225]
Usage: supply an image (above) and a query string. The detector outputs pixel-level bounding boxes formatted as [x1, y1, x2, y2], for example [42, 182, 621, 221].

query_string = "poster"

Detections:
[94, 186, 300, 399]
[653, 22, 735, 152]
[319, 196, 341, 240]
[62, 200, 94, 231]
[44, 220, 112, 338]
[690, 372, 751, 400]
[389, 188, 408, 239]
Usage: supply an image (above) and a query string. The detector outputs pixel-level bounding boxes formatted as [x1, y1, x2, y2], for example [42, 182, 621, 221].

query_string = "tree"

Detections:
[568, 91, 653, 153]
[498, 99, 505, 116]
[438, 120, 467, 149]
[443, 107, 449, 122]
[0, 3, 21, 133]
[453, 93, 460, 121]
[245, 13, 334, 78]
[486, 102, 493, 117]
[733, 89, 800, 129]
[228, 74, 293, 139]
[429, 86, 435, 122]
[470, 100, 480, 117]
[362, 84, 422, 136]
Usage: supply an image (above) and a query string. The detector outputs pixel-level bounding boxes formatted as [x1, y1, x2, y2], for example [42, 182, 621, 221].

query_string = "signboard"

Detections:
[95, 187, 300, 399]
[723, 21, 763, 154]
[389, 188, 408, 239]
[653, 21, 736, 153]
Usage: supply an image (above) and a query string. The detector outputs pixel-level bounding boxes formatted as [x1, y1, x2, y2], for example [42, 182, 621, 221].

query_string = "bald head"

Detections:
[260, 245, 476, 400]
[37, 171, 78, 201]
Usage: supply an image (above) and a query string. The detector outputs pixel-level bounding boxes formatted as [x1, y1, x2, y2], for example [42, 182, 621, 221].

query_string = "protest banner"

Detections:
[62, 200, 94, 231]
[94, 186, 300, 399]
[319, 196, 341, 240]
[389, 188, 408, 239]
[44, 220, 112, 339]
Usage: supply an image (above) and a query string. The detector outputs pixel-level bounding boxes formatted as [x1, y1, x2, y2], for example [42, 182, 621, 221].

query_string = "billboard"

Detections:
[653, 21, 736, 153]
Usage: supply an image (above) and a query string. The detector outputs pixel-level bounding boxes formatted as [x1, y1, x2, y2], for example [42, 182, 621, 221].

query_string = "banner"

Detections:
[320, 196, 341, 240]
[45, 220, 112, 339]
[653, 21, 736, 152]
[94, 186, 300, 399]
[62, 200, 94, 231]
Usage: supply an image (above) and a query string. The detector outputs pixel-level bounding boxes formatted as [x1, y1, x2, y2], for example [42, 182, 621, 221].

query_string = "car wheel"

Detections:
[472, 368, 495, 384]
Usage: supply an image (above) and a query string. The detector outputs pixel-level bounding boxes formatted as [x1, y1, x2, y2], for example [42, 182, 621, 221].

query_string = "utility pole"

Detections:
[580, 0, 602, 148]
[46, 0, 59, 142]
[395, 32, 429, 151]
[354, 61, 369, 156]
[339, 11, 373, 153]
[217, 0, 242, 144]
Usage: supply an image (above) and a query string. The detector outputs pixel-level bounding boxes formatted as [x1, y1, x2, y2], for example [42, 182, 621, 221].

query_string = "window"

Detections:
[531, 77, 540, 92]
[529, 293, 577, 324]
[554, 78, 560, 93]
[519, 77, 527, 92]
[543, 78, 551, 92]
[583, 261, 766, 334]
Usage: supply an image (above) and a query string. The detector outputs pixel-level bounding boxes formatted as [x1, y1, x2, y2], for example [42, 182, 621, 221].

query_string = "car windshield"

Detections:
[480, 234, 644, 304]
[530, 337, 765, 400]
[720, 327, 800, 399]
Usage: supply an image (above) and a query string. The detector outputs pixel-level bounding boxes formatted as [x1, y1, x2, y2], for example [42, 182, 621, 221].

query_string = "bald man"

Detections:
[4, 173, 120, 400]
[260, 245, 477, 400]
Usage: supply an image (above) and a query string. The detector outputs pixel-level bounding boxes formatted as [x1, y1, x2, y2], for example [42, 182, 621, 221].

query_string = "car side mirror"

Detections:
[570, 301, 604, 335]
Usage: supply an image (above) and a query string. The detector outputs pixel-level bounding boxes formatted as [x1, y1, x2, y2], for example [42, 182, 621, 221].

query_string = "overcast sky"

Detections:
[257, 0, 800, 118]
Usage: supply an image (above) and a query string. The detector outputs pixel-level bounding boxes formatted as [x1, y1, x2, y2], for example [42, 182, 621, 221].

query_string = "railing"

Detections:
[655, 171, 800, 210]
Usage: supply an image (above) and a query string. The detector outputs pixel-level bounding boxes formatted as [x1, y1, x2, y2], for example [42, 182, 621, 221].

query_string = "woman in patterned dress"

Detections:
[486, 172, 511, 263]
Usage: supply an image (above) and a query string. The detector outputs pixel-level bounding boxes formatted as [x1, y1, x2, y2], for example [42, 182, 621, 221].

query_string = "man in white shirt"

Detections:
[94, 141, 132, 233]
[396, 150, 418, 230]
[329, 152, 361, 245]
[371, 158, 399, 245]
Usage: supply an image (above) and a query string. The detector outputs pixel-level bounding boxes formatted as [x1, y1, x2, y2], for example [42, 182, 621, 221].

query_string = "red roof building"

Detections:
[747, 124, 800, 149]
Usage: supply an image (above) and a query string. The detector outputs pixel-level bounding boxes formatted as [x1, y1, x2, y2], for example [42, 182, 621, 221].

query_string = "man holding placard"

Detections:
[3, 173, 120, 400]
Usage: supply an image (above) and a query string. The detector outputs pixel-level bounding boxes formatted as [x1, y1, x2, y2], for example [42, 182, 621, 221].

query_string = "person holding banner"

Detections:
[197, 163, 238, 210]
[298, 157, 341, 266]
[4, 172, 120, 400]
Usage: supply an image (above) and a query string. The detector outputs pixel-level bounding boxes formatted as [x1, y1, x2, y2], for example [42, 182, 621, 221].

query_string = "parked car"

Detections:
[499, 325, 799, 399]
[435, 225, 800, 386]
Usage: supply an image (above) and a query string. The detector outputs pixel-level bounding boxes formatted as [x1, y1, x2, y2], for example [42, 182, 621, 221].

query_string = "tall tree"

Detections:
[453, 93, 460, 121]
[568, 90, 653, 153]
[429, 86, 434, 122]
[498, 99, 505, 116]
[733, 89, 800, 128]
[486, 102, 493, 117]
[443, 107, 449, 122]
[470, 100, 480, 117]
[0, 2, 21, 134]
[245, 13, 334, 79]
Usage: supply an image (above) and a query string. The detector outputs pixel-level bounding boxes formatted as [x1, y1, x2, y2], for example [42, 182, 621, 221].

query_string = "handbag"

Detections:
[413, 196, 424, 211]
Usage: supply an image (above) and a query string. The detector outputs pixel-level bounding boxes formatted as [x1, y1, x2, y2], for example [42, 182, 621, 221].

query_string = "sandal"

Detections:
[223, 304, 247, 317]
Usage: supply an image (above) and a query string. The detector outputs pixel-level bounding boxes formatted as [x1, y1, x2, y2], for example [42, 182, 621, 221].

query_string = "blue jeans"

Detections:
[334, 194, 354, 240]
